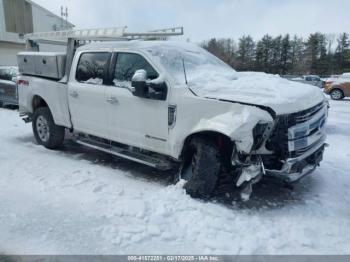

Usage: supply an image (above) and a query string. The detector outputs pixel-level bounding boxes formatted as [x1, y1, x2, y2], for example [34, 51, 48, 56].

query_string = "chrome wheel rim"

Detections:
[331, 90, 342, 99]
[36, 115, 50, 142]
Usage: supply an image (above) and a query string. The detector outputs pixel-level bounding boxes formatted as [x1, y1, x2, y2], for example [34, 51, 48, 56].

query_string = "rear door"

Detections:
[68, 52, 111, 138]
[105, 52, 169, 154]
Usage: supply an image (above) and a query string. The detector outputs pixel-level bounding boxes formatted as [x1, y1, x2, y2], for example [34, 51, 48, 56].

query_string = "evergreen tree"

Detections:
[280, 34, 292, 75]
[335, 33, 350, 73]
[201, 32, 349, 75]
[255, 34, 273, 72]
[237, 35, 255, 71]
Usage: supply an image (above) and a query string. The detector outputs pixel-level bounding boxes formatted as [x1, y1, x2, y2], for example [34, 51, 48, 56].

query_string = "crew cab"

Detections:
[17, 30, 328, 200]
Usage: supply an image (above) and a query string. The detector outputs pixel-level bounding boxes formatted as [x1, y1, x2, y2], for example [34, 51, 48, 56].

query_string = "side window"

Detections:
[76, 52, 110, 85]
[0, 69, 12, 81]
[114, 53, 158, 86]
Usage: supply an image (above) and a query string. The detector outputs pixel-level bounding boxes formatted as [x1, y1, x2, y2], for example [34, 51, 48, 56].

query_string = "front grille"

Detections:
[285, 101, 325, 126]
[266, 101, 327, 159]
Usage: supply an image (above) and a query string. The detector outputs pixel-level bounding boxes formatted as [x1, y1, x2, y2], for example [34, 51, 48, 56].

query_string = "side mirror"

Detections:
[131, 70, 149, 98]
[131, 70, 167, 100]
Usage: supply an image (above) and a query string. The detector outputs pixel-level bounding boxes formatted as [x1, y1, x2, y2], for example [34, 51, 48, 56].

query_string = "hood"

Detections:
[188, 71, 326, 115]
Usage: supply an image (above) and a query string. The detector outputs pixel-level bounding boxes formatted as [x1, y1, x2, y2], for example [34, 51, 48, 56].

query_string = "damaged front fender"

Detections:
[189, 105, 274, 154]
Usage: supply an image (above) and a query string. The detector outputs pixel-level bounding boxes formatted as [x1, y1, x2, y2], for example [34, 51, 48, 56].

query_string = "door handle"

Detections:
[107, 96, 118, 104]
[69, 91, 79, 98]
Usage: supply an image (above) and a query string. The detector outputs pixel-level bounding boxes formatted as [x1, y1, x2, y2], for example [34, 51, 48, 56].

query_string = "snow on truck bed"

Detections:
[1, 99, 350, 254]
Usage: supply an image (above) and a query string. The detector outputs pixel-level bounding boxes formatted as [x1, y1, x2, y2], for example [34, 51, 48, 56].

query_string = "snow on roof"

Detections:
[78, 40, 200, 52]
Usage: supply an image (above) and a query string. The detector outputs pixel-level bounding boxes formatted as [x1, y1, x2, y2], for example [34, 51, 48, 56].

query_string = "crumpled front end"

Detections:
[262, 100, 328, 182]
[232, 100, 328, 200]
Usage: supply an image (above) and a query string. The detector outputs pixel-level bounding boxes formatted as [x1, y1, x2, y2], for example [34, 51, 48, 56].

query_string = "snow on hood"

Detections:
[189, 71, 326, 115]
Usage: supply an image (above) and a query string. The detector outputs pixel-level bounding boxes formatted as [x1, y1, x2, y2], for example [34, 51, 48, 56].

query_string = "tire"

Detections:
[32, 107, 65, 149]
[181, 137, 221, 199]
[330, 88, 344, 100]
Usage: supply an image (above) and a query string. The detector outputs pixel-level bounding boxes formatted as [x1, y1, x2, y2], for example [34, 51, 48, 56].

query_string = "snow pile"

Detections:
[84, 78, 103, 85]
[188, 71, 325, 115]
[142, 41, 325, 114]
[1, 99, 350, 254]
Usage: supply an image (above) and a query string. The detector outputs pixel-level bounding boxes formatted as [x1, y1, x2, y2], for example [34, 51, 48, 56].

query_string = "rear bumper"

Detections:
[264, 137, 326, 183]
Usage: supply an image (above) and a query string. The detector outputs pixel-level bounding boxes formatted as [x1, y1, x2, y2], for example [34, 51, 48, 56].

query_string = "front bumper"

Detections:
[265, 137, 326, 183]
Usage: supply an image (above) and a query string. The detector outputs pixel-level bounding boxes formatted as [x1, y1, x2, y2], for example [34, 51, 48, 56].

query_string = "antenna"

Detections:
[60, 6, 69, 30]
[66, 7, 68, 29]
[182, 57, 188, 85]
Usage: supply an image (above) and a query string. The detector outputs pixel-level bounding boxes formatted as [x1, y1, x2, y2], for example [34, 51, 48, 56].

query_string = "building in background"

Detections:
[0, 0, 74, 66]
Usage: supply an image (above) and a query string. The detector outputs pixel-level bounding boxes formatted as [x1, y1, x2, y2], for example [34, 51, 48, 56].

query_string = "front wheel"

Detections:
[181, 138, 222, 199]
[330, 89, 344, 100]
[32, 107, 65, 149]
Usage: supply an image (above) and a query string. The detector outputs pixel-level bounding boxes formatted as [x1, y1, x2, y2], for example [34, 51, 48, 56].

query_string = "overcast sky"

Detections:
[33, 0, 350, 42]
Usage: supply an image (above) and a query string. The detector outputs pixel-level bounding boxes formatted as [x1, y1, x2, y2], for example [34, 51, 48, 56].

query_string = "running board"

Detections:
[75, 138, 173, 171]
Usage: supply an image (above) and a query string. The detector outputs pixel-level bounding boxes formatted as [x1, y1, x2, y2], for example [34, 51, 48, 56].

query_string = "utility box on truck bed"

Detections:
[18, 52, 66, 80]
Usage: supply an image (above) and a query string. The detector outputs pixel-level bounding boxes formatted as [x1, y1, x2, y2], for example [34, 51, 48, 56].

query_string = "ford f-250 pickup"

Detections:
[17, 28, 328, 200]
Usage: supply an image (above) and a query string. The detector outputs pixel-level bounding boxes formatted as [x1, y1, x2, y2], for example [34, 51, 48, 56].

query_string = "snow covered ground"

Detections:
[0, 98, 350, 255]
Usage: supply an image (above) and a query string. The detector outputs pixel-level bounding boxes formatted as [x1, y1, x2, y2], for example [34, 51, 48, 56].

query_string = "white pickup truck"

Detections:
[17, 29, 328, 200]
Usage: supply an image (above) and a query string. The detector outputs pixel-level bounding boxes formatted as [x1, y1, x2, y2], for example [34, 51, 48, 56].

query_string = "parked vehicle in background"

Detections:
[324, 73, 350, 100]
[290, 75, 324, 88]
[323, 75, 340, 89]
[17, 27, 328, 201]
[0, 66, 19, 107]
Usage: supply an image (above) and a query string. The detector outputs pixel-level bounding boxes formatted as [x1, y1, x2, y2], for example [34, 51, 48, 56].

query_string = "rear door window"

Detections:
[76, 52, 110, 85]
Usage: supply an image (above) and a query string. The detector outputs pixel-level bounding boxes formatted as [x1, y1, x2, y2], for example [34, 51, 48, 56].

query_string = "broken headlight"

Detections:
[252, 122, 274, 150]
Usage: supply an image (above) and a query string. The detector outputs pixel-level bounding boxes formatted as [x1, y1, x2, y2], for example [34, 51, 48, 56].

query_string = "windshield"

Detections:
[144, 43, 237, 86]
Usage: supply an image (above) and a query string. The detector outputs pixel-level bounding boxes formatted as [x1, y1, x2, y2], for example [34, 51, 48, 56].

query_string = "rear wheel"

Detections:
[180, 138, 222, 199]
[32, 107, 65, 149]
[330, 89, 344, 100]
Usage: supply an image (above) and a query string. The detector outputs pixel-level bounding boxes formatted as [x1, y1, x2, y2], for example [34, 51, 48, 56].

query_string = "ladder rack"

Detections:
[23, 26, 184, 84]
[24, 26, 184, 41]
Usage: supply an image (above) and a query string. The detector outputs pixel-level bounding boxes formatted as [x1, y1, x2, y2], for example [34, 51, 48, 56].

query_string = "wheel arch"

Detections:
[32, 95, 49, 111]
[30, 95, 64, 126]
[180, 130, 234, 163]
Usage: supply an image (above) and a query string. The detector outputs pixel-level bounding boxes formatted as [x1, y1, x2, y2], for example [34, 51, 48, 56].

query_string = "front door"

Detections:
[105, 52, 169, 154]
[68, 52, 111, 138]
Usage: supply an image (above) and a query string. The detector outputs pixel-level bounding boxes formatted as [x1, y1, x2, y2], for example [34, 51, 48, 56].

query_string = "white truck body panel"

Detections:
[18, 76, 71, 128]
[18, 41, 327, 161]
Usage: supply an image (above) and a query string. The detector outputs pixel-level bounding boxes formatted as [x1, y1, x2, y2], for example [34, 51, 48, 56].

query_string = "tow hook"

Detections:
[20, 113, 32, 123]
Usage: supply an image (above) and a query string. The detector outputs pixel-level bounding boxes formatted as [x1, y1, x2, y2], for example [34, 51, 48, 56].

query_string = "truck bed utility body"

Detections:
[17, 26, 328, 200]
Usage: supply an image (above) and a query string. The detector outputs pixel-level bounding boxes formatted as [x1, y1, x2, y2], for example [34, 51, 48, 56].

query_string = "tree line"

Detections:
[201, 33, 350, 76]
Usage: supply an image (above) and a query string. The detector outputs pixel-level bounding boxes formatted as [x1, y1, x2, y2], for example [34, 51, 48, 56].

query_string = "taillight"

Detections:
[17, 79, 29, 86]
